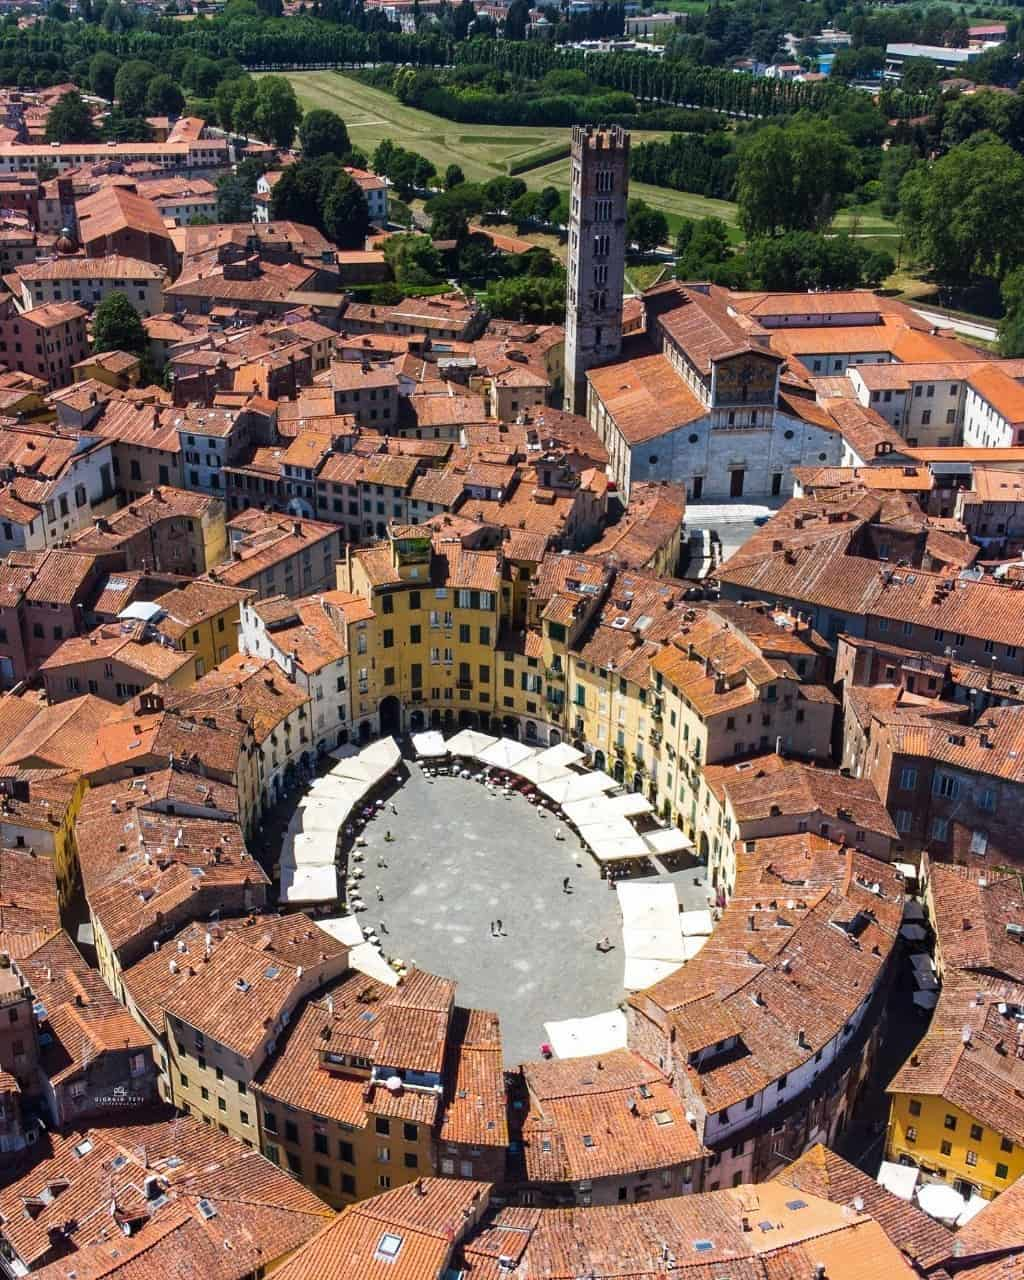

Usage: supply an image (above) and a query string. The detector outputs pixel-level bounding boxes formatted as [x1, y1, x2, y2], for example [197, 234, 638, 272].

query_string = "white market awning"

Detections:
[877, 1160, 919, 1202]
[412, 730, 448, 759]
[279, 860, 338, 905]
[360, 736, 402, 773]
[679, 909, 714, 937]
[578, 820, 649, 861]
[513, 754, 573, 786]
[534, 742, 585, 770]
[478, 738, 538, 771]
[539, 770, 617, 805]
[289, 831, 338, 867]
[917, 1181, 966, 1223]
[543, 1009, 627, 1059]
[446, 728, 498, 757]
[623, 956, 684, 990]
[644, 827, 694, 856]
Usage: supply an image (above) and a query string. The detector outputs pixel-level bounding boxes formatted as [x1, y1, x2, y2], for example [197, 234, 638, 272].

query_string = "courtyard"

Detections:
[350, 757, 709, 1065]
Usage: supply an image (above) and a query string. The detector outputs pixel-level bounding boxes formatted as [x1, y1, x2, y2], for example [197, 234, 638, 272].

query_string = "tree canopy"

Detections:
[299, 107, 351, 159]
[44, 90, 96, 144]
[92, 292, 147, 357]
[322, 170, 369, 249]
[736, 120, 857, 238]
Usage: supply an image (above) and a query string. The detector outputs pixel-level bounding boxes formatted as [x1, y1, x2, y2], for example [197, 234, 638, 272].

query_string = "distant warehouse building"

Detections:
[884, 42, 984, 82]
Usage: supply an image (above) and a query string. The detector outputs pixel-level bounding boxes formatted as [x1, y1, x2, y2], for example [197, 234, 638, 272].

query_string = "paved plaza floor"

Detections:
[350, 758, 710, 1065]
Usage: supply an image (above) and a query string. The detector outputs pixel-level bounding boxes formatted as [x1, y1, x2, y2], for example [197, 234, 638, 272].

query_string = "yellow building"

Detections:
[153, 579, 254, 676]
[0, 769, 87, 909]
[886, 856, 1024, 1201]
[338, 527, 502, 739]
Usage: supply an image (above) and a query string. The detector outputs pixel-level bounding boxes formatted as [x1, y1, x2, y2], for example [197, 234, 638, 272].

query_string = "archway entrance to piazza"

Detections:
[379, 696, 401, 735]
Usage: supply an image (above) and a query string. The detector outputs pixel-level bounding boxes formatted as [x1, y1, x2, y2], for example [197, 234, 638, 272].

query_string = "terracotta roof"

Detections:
[0, 844, 60, 938]
[77, 185, 173, 246]
[587, 349, 705, 445]
[2, 1114, 329, 1277]
[968, 364, 1024, 424]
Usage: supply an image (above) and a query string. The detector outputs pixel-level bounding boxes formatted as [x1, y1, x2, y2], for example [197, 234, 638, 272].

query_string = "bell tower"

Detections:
[563, 124, 630, 415]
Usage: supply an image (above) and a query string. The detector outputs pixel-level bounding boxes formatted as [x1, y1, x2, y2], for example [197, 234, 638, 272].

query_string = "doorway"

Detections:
[379, 696, 401, 735]
[730, 469, 745, 498]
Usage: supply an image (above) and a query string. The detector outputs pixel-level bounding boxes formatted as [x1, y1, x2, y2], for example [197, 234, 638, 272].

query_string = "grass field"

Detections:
[278, 71, 905, 267]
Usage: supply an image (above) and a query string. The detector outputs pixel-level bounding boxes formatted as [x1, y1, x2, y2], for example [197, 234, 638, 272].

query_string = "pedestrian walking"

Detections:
[490, 920, 496, 937]
[379, 920, 388, 934]
[562, 876, 572, 894]
[496, 918, 504, 936]
[391, 802, 398, 815]
[376, 885, 383, 902]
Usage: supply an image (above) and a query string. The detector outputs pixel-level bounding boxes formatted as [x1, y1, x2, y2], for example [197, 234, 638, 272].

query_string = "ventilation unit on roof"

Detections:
[611, 617, 630, 629]
[197, 1199, 217, 1221]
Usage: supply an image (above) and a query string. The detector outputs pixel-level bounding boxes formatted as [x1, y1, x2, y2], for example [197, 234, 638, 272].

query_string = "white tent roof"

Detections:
[330, 756, 379, 785]
[289, 831, 338, 867]
[360, 736, 402, 772]
[679, 908, 714, 937]
[279, 860, 338, 904]
[513, 753, 573, 786]
[534, 742, 585, 770]
[623, 956, 684, 990]
[562, 796, 621, 827]
[622, 927, 688, 961]
[618, 881, 680, 930]
[917, 1182, 966, 1223]
[447, 728, 498, 756]
[877, 1160, 919, 1202]
[644, 827, 694, 856]
[539, 770, 617, 805]
[308, 777, 369, 811]
[956, 1193, 989, 1227]
[316, 919, 400, 987]
[478, 737, 538, 770]
[543, 1009, 627, 1059]
[295, 802, 345, 834]
[578, 819, 649, 861]
[412, 730, 448, 758]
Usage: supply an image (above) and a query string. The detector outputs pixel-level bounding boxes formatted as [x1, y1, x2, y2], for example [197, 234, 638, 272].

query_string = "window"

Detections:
[966, 1150, 978, 1167]
[997, 1162, 1009, 1180]
[342, 1173, 356, 1195]
[906, 1127, 918, 1143]
[286, 1151, 302, 1175]
[930, 816, 949, 841]
[314, 1132, 328, 1154]
[1001, 1137, 1014, 1154]
[895, 809, 912, 833]
[403, 1123, 418, 1142]
[375, 1116, 390, 1136]
[899, 767, 917, 790]
[285, 1120, 299, 1143]
[316, 1165, 331, 1187]
[909, 1100, 921, 1116]
[970, 1124, 983, 1141]
[940, 1140, 951, 1156]
[377, 1146, 390, 1162]
[217, 1098, 226, 1112]
[264, 1110, 278, 1134]
[403, 1152, 418, 1169]
[944, 1114, 957, 1131]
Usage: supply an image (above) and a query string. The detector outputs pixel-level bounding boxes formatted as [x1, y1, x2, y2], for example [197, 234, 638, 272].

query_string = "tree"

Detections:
[45, 91, 97, 144]
[93, 292, 147, 357]
[88, 50, 118, 100]
[182, 56, 221, 98]
[505, 0, 528, 39]
[426, 183, 484, 239]
[113, 60, 156, 117]
[879, 145, 915, 219]
[484, 272, 565, 322]
[299, 108, 350, 159]
[322, 171, 369, 248]
[675, 216, 730, 278]
[216, 173, 252, 222]
[482, 175, 526, 215]
[383, 232, 444, 286]
[444, 163, 465, 190]
[145, 75, 185, 118]
[737, 120, 857, 238]
[999, 267, 1024, 357]
[253, 76, 302, 148]
[899, 134, 1024, 285]
[626, 199, 668, 253]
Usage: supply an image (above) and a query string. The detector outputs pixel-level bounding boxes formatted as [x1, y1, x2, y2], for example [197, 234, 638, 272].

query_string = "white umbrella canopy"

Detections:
[644, 827, 694, 855]
[539, 770, 617, 805]
[446, 728, 498, 757]
[478, 738, 538, 771]
[412, 730, 448, 759]
[534, 742, 585, 770]
[916, 1182, 966, 1223]
[513, 754, 573, 786]
[360, 736, 402, 772]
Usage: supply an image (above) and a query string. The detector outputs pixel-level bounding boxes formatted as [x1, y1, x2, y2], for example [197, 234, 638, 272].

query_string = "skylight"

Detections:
[376, 1232, 403, 1260]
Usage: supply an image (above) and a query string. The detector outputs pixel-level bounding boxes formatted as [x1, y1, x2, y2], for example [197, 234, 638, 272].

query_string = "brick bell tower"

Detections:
[563, 123, 630, 415]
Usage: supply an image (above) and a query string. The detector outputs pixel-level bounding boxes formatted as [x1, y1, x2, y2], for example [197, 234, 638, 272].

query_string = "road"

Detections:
[912, 308, 998, 343]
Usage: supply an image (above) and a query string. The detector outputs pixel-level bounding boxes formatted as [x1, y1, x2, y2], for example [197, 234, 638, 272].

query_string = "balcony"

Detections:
[545, 666, 565, 682]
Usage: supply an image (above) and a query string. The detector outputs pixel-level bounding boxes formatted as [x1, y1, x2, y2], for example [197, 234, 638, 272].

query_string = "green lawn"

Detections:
[279, 71, 910, 271]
